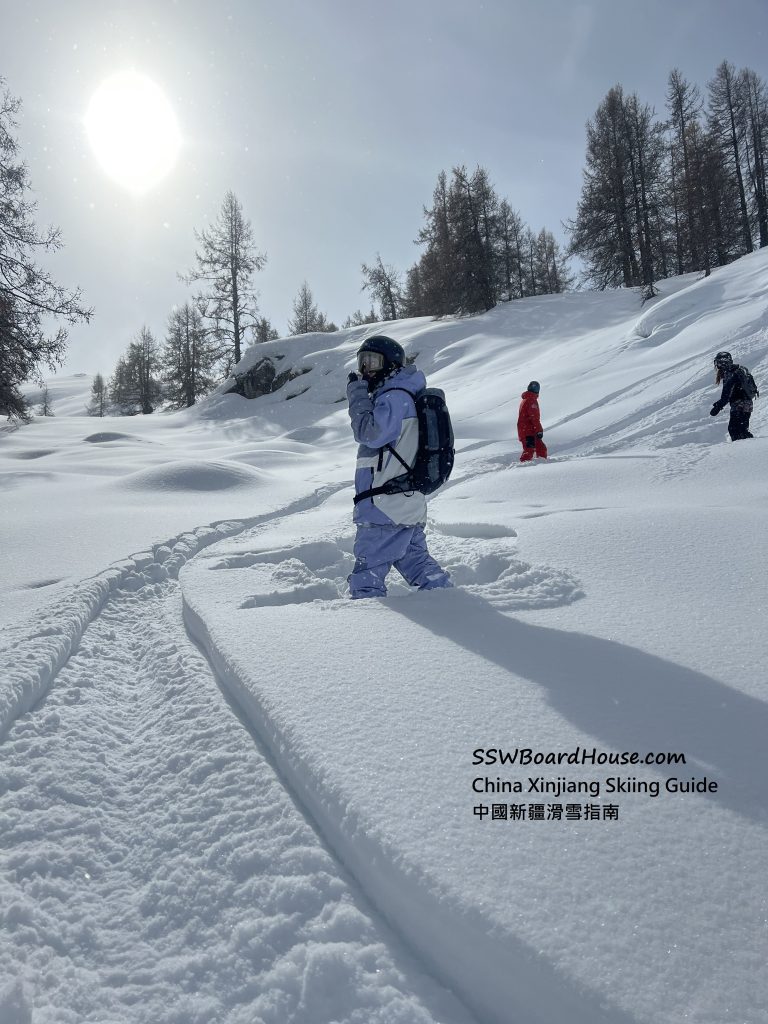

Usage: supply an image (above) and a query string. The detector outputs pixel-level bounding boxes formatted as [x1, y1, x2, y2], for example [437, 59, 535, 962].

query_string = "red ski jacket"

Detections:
[517, 390, 543, 441]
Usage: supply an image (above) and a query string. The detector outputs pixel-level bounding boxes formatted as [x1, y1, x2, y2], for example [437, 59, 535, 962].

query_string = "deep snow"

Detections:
[2, 251, 768, 1024]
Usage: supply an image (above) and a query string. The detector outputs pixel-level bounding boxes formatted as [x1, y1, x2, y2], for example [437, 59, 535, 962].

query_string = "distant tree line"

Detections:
[568, 61, 768, 296]
[351, 169, 572, 325]
[404, 167, 572, 316]
[4, 60, 767, 421]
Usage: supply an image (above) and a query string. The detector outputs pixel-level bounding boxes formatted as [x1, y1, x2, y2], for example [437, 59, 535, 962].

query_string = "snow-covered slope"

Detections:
[2, 252, 767, 1024]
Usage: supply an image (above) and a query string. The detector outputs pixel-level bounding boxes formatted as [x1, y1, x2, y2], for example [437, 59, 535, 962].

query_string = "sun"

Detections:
[85, 71, 181, 194]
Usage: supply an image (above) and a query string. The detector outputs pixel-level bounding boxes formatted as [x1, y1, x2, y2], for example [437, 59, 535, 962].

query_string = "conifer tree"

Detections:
[736, 67, 768, 248]
[667, 70, 705, 272]
[342, 308, 379, 328]
[414, 171, 457, 316]
[109, 327, 162, 415]
[400, 266, 426, 317]
[708, 61, 754, 255]
[361, 255, 402, 320]
[37, 384, 54, 416]
[87, 373, 108, 417]
[161, 303, 217, 408]
[497, 201, 526, 299]
[0, 79, 91, 421]
[568, 85, 666, 291]
[449, 165, 499, 312]
[287, 282, 335, 334]
[410, 165, 569, 314]
[254, 316, 280, 343]
[182, 191, 266, 369]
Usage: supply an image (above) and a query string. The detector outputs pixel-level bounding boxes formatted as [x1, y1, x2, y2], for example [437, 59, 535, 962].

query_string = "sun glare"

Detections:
[85, 71, 181, 194]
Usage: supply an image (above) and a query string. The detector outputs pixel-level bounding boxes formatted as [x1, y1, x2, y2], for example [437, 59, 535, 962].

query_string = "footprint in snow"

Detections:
[211, 524, 582, 611]
[428, 522, 583, 611]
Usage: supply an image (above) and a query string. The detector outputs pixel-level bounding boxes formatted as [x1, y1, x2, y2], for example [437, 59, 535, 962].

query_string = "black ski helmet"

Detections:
[527, 380, 541, 394]
[356, 335, 405, 386]
[714, 351, 733, 371]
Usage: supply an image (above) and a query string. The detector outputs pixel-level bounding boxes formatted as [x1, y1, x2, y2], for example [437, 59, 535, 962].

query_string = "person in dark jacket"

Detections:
[517, 381, 548, 462]
[346, 335, 452, 599]
[710, 351, 754, 440]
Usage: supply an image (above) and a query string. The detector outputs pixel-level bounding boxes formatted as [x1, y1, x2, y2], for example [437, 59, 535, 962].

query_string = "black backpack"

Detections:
[353, 387, 455, 504]
[736, 366, 760, 400]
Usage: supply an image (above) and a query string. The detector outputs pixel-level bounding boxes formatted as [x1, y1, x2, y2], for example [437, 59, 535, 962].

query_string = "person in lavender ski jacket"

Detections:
[346, 335, 452, 599]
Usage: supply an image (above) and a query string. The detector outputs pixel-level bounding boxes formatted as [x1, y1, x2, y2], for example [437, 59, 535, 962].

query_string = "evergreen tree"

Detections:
[449, 165, 499, 312]
[524, 228, 538, 296]
[37, 384, 54, 416]
[161, 303, 217, 409]
[667, 69, 705, 272]
[108, 356, 138, 415]
[400, 266, 426, 317]
[254, 316, 280, 343]
[0, 79, 91, 421]
[736, 67, 768, 248]
[532, 229, 574, 295]
[568, 85, 666, 291]
[87, 373, 108, 417]
[410, 165, 570, 314]
[708, 61, 754, 255]
[181, 191, 266, 368]
[361, 254, 402, 320]
[342, 308, 379, 328]
[132, 327, 162, 414]
[497, 201, 526, 299]
[287, 281, 334, 334]
[413, 170, 457, 316]
[109, 328, 162, 415]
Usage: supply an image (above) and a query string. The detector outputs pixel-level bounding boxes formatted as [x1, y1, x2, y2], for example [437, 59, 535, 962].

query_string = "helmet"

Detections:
[527, 380, 541, 394]
[356, 335, 405, 387]
[713, 351, 733, 370]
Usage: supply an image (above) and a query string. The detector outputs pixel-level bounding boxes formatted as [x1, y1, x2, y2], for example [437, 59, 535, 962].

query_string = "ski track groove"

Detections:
[0, 485, 344, 744]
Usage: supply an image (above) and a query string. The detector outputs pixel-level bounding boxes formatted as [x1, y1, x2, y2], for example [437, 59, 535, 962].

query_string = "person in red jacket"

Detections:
[517, 381, 548, 462]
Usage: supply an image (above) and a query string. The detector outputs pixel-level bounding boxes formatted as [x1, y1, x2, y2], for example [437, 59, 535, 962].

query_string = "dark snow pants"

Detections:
[728, 401, 754, 441]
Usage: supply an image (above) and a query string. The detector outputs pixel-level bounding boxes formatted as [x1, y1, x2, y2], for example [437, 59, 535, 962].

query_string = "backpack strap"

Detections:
[353, 480, 413, 504]
[353, 388, 419, 505]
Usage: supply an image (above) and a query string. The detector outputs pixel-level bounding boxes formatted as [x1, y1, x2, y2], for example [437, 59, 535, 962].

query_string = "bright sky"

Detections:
[3, 0, 767, 373]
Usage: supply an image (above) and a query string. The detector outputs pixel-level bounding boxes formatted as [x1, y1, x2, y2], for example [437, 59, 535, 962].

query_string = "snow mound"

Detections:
[118, 460, 264, 492]
[83, 431, 145, 444]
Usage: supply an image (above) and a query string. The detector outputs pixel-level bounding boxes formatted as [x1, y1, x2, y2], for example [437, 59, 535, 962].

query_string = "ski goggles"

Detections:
[357, 351, 385, 374]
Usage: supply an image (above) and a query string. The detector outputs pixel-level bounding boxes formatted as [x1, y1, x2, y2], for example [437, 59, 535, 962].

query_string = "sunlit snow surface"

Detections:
[2, 252, 768, 1023]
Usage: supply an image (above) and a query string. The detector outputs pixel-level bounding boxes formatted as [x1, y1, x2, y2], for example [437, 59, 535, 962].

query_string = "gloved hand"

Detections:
[525, 436, 535, 449]
[536, 431, 544, 440]
[348, 371, 359, 384]
[347, 375, 368, 402]
[710, 404, 720, 417]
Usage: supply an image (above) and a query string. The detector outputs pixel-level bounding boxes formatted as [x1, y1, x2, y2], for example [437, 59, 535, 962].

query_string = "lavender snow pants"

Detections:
[348, 523, 452, 599]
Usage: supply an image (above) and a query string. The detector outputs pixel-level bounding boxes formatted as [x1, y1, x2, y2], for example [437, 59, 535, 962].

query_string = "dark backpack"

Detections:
[353, 387, 455, 505]
[736, 365, 759, 400]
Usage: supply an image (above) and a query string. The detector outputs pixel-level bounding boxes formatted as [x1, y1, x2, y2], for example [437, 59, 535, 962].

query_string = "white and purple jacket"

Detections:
[347, 365, 427, 527]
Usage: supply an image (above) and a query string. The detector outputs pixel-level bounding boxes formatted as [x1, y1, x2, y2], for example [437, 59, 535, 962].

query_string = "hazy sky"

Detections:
[3, 0, 767, 373]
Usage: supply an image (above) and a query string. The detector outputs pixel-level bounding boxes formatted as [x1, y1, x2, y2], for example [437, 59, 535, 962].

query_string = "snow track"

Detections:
[0, 498, 476, 1024]
[0, 486, 344, 744]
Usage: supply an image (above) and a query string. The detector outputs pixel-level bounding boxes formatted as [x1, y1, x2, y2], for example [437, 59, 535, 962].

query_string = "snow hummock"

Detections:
[2, 251, 768, 1024]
